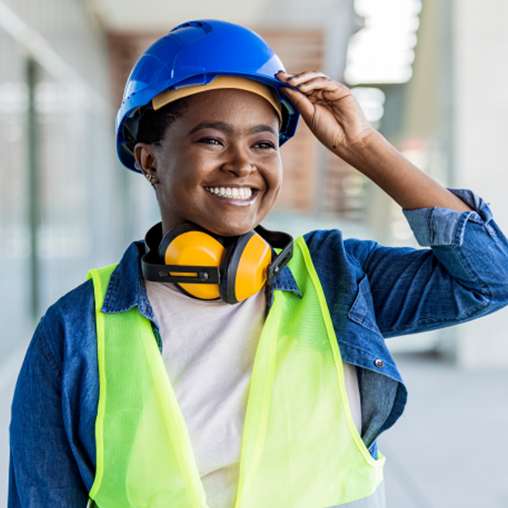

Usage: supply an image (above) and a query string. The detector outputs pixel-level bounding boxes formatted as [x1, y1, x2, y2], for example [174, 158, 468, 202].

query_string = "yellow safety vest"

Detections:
[87, 237, 385, 508]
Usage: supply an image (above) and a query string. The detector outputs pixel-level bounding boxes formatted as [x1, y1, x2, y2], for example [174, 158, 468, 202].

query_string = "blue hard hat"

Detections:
[116, 19, 300, 172]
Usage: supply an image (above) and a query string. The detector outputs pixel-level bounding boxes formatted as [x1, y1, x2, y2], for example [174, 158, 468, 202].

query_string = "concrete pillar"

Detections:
[452, 0, 508, 368]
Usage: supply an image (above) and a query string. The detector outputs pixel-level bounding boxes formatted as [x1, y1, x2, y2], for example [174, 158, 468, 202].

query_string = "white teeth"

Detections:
[205, 186, 254, 200]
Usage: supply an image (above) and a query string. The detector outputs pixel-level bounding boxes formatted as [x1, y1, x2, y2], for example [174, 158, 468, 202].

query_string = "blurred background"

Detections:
[1, 0, 508, 505]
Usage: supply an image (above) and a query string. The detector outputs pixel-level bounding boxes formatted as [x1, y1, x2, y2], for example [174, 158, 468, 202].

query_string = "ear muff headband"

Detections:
[141, 222, 293, 304]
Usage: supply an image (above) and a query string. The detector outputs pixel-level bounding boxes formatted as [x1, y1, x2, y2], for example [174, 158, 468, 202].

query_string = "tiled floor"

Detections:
[380, 352, 508, 508]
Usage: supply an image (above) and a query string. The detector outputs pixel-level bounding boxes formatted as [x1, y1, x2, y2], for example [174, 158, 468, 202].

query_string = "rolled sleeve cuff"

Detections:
[402, 188, 494, 247]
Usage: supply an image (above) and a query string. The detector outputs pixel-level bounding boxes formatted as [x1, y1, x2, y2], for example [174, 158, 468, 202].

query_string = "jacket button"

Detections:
[374, 359, 384, 368]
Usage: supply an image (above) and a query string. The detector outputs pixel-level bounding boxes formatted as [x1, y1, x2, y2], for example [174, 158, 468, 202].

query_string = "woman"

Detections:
[9, 19, 508, 508]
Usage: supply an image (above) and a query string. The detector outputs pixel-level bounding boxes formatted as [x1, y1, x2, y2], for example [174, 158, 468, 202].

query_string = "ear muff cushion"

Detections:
[220, 232, 272, 303]
[161, 228, 225, 300]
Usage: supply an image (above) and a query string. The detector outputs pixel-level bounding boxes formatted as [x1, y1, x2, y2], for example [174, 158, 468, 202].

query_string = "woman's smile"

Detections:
[203, 185, 258, 205]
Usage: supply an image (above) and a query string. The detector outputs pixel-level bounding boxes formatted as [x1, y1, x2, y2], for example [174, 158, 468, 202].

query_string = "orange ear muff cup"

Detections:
[163, 230, 224, 300]
[220, 231, 272, 303]
[235, 234, 272, 302]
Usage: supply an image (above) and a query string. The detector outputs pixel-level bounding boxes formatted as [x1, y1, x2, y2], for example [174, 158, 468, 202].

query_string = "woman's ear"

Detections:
[134, 142, 160, 184]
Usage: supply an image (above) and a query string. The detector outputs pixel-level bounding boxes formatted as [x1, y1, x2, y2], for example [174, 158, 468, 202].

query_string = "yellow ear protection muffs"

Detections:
[141, 222, 294, 304]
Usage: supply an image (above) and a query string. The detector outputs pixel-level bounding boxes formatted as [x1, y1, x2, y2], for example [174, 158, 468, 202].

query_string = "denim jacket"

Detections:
[9, 189, 508, 507]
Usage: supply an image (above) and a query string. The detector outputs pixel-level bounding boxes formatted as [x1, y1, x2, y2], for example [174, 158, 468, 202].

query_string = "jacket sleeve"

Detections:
[9, 318, 89, 508]
[360, 189, 508, 338]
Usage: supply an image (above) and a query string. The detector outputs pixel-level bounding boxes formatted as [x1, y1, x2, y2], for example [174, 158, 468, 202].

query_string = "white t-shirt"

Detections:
[146, 280, 361, 508]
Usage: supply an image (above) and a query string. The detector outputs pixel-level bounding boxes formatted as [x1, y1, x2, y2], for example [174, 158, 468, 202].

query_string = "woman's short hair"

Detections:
[136, 97, 190, 146]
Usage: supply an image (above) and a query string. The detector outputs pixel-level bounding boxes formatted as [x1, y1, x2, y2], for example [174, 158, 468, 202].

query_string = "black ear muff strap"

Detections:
[142, 263, 221, 284]
[254, 225, 294, 286]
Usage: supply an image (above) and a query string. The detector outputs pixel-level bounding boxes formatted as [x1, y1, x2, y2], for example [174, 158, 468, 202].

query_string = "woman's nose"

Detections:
[220, 146, 256, 177]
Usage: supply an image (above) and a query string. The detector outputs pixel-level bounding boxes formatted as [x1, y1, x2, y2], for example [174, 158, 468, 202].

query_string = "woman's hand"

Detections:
[276, 70, 374, 160]
[276, 70, 472, 212]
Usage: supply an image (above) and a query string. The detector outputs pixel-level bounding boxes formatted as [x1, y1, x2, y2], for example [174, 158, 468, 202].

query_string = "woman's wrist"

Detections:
[332, 131, 473, 212]
[332, 128, 388, 171]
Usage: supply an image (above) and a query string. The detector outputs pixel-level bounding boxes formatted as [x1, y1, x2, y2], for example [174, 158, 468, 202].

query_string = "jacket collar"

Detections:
[101, 241, 301, 319]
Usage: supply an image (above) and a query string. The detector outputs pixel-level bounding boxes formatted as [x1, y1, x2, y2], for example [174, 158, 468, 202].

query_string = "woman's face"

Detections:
[135, 88, 282, 237]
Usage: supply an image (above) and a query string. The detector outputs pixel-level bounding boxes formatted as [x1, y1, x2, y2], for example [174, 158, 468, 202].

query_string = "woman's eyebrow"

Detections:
[249, 124, 277, 136]
[189, 121, 233, 135]
[188, 121, 277, 136]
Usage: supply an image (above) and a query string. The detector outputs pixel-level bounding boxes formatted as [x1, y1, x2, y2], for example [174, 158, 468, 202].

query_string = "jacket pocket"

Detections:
[348, 275, 383, 337]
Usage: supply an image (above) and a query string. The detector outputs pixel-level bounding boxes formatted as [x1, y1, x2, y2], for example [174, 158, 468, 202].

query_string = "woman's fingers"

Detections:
[279, 86, 316, 120]
[295, 78, 351, 103]
[276, 71, 350, 101]
[277, 70, 326, 85]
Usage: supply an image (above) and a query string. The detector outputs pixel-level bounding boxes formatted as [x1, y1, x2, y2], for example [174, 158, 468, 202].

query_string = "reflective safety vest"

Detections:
[87, 237, 385, 508]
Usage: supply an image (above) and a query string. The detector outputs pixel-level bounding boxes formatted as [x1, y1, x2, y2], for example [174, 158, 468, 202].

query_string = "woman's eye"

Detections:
[199, 137, 222, 146]
[254, 141, 276, 149]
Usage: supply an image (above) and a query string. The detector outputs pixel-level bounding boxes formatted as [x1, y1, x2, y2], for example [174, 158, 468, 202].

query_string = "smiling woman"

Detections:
[9, 18, 508, 508]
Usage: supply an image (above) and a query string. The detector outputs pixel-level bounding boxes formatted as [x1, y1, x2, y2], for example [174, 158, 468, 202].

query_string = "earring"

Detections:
[146, 173, 154, 182]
